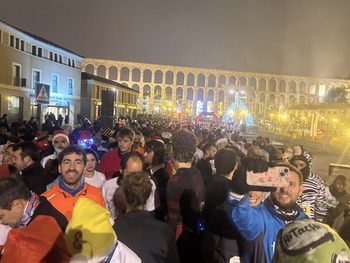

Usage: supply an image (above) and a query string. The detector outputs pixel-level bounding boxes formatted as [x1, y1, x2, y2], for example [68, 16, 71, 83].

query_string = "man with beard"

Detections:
[227, 158, 307, 263]
[324, 175, 350, 230]
[196, 143, 217, 188]
[289, 145, 327, 222]
[42, 145, 105, 220]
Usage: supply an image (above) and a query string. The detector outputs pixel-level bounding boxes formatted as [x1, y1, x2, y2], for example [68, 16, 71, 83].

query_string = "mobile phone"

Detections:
[246, 166, 290, 188]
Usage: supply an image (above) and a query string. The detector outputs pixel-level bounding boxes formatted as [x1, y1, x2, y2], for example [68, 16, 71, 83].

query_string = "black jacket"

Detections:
[113, 210, 180, 263]
[29, 196, 68, 232]
[202, 174, 243, 262]
[21, 162, 53, 195]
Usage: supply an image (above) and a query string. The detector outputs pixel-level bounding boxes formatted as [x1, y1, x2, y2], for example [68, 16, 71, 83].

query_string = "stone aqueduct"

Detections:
[82, 59, 350, 120]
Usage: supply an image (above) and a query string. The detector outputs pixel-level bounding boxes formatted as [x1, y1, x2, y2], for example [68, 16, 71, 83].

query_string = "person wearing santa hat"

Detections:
[41, 130, 70, 168]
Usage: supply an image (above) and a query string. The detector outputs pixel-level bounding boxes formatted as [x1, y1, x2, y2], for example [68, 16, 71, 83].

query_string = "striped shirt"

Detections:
[297, 172, 327, 222]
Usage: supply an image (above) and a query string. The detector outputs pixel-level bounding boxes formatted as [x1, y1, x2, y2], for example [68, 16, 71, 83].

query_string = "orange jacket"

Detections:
[42, 183, 105, 221]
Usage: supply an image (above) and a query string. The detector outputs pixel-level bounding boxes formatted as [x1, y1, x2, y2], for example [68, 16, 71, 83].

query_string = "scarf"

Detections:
[20, 191, 40, 227]
[266, 197, 300, 224]
[58, 176, 85, 196]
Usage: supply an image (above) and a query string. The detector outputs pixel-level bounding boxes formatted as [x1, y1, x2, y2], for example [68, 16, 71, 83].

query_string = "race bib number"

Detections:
[302, 205, 311, 215]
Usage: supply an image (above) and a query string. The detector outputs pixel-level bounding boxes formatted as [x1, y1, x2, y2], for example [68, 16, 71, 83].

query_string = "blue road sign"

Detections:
[36, 83, 50, 104]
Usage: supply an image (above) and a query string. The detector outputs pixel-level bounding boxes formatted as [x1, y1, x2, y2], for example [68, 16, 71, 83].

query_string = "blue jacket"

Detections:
[227, 193, 307, 263]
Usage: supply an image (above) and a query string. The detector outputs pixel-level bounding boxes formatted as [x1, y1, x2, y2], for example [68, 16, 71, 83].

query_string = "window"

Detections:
[20, 40, 25, 51]
[32, 45, 37, 55]
[52, 75, 58, 93]
[15, 38, 19, 49]
[68, 58, 71, 67]
[38, 47, 42, 57]
[10, 35, 14, 47]
[68, 78, 73, 95]
[72, 60, 75, 68]
[12, 64, 21, 86]
[59, 55, 62, 64]
[0, 30, 2, 42]
[32, 70, 41, 89]
[49, 51, 53, 60]
[7, 96, 23, 121]
[54, 53, 58, 62]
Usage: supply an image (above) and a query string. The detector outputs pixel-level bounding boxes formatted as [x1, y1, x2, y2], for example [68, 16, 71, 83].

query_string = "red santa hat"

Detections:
[52, 130, 70, 144]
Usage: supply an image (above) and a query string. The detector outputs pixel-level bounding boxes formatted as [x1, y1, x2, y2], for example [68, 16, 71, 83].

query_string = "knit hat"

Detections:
[215, 137, 228, 147]
[273, 219, 350, 263]
[84, 148, 100, 167]
[53, 130, 70, 144]
[64, 198, 116, 261]
[161, 131, 172, 140]
[1, 215, 71, 263]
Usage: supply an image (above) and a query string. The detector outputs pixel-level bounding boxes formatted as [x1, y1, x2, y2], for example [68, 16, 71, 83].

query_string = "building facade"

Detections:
[0, 20, 84, 125]
[81, 72, 139, 122]
[284, 103, 350, 138]
[82, 59, 350, 123]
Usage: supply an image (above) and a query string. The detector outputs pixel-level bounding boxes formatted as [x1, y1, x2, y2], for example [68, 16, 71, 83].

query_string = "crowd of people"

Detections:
[0, 113, 349, 262]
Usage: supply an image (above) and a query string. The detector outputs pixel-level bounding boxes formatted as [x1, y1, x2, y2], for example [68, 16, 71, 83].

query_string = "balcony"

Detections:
[13, 77, 27, 87]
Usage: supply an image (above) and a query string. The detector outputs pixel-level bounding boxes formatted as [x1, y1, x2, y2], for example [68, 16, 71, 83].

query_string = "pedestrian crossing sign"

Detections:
[36, 83, 50, 104]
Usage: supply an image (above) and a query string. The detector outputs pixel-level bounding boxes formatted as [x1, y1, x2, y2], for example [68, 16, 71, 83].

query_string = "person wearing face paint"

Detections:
[41, 130, 70, 168]
[41, 145, 105, 221]
[227, 158, 307, 263]
[289, 145, 327, 222]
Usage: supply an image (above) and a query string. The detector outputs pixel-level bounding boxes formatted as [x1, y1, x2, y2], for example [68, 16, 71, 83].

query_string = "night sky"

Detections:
[1, 0, 350, 79]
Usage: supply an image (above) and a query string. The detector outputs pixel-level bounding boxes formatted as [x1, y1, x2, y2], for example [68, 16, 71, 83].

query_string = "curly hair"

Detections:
[121, 171, 152, 208]
[57, 144, 87, 165]
[171, 130, 197, 163]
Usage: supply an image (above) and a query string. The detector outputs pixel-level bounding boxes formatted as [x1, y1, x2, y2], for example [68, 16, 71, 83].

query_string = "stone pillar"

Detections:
[149, 85, 154, 113]
[105, 66, 110, 79]
[213, 90, 219, 113]
[93, 65, 98, 76]
[203, 88, 208, 112]
[193, 88, 198, 116]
